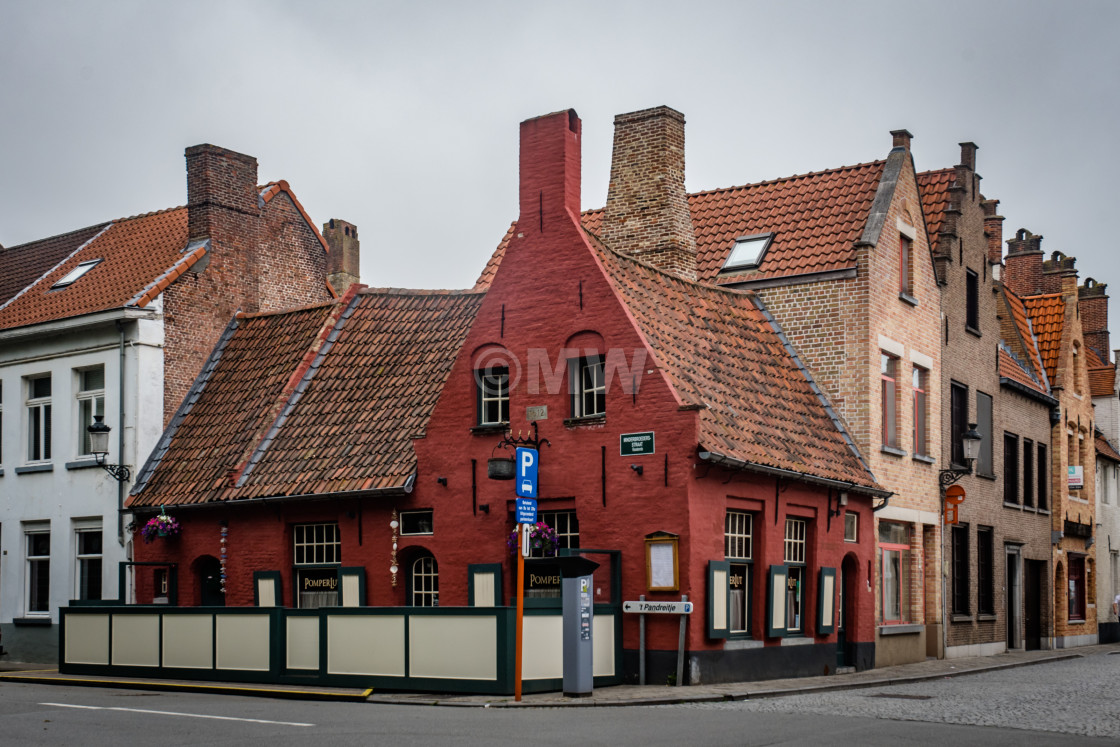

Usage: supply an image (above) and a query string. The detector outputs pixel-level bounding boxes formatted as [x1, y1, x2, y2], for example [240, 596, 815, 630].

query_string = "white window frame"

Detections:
[51, 258, 102, 288]
[784, 518, 807, 633]
[477, 367, 509, 426]
[571, 356, 605, 418]
[844, 512, 859, 543]
[75, 366, 105, 457]
[74, 522, 103, 601]
[25, 526, 51, 616]
[722, 233, 773, 271]
[725, 510, 753, 560]
[25, 374, 52, 463]
[293, 522, 340, 566]
[410, 555, 439, 607]
[536, 509, 579, 559]
[399, 509, 434, 536]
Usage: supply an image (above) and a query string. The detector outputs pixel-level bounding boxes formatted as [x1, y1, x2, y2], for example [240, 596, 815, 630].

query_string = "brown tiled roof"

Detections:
[0, 223, 110, 306]
[1097, 434, 1120, 464]
[476, 161, 886, 289]
[129, 288, 485, 507]
[999, 347, 1049, 396]
[1089, 366, 1115, 398]
[591, 238, 881, 492]
[0, 208, 189, 331]
[1021, 293, 1065, 384]
[1001, 286, 1048, 388]
[916, 168, 955, 254]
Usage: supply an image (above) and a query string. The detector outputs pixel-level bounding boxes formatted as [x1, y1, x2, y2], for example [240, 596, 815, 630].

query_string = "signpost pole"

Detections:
[515, 523, 525, 702]
[639, 594, 646, 686]
[675, 594, 687, 687]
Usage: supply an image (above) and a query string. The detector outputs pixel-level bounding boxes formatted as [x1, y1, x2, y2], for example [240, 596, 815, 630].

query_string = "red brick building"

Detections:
[128, 110, 888, 686]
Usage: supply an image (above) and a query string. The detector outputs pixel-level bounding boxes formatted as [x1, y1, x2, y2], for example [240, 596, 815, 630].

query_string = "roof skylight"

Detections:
[722, 234, 773, 271]
[51, 259, 103, 289]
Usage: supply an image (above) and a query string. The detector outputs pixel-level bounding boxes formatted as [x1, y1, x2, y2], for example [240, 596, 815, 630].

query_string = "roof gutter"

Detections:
[999, 377, 1059, 407]
[128, 481, 413, 514]
[0, 306, 157, 343]
[697, 449, 893, 500]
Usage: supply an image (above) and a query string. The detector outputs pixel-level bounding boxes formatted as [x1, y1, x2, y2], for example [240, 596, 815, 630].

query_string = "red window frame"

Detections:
[912, 366, 927, 456]
[881, 354, 899, 448]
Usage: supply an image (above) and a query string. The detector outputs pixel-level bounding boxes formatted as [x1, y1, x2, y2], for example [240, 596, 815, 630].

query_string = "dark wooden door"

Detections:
[1024, 559, 1042, 650]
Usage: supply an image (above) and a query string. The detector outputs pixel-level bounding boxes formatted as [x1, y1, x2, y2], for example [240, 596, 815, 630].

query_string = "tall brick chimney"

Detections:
[186, 144, 260, 242]
[1078, 278, 1110, 360]
[1003, 229, 1044, 297]
[519, 109, 581, 236]
[322, 219, 361, 291]
[1042, 250, 1078, 296]
[981, 199, 1004, 269]
[601, 106, 697, 280]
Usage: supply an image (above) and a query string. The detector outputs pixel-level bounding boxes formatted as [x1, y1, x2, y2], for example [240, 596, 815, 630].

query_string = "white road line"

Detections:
[40, 703, 314, 727]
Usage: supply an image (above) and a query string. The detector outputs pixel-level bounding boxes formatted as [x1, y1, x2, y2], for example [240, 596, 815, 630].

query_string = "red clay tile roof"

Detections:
[916, 168, 955, 254]
[0, 223, 110, 306]
[999, 347, 1050, 396]
[1001, 286, 1048, 389]
[1021, 293, 1065, 384]
[591, 238, 882, 492]
[1089, 364, 1115, 398]
[1097, 434, 1120, 464]
[129, 288, 485, 507]
[0, 208, 189, 331]
[476, 161, 886, 289]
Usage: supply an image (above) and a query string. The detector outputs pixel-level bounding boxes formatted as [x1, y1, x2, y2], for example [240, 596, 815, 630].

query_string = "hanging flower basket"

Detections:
[508, 521, 559, 557]
[141, 512, 180, 543]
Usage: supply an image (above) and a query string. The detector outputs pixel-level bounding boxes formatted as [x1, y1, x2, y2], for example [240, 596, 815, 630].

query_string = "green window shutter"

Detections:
[468, 563, 503, 607]
[707, 560, 731, 639]
[338, 567, 367, 607]
[766, 564, 789, 638]
[817, 567, 837, 635]
[253, 571, 282, 607]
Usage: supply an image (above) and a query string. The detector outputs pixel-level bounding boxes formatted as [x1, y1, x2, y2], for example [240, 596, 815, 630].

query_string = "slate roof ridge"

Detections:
[687, 159, 887, 200]
[2, 220, 114, 252]
[0, 222, 115, 314]
[130, 313, 244, 496]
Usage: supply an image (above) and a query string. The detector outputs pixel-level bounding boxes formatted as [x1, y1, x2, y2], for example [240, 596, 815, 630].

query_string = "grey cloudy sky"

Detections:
[2, 1, 1117, 327]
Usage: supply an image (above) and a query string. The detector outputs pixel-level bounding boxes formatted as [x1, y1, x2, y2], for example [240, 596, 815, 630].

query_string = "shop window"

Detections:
[950, 381, 968, 466]
[912, 366, 929, 456]
[879, 521, 911, 624]
[976, 391, 993, 475]
[26, 527, 50, 615]
[1068, 555, 1086, 621]
[75, 366, 105, 456]
[293, 522, 340, 609]
[977, 527, 994, 615]
[725, 511, 753, 635]
[1003, 433, 1020, 504]
[25, 374, 52, 463]
[400, 510, 433, 536]
[881, 354, 899, 450]
[784, 518, 807, 633]
[570, 356, 605, 418]
[75, 525, 103, 601]
[951, 524, 970, 616]
[410, 554, 439, 607]
[476, 367, 509, 426]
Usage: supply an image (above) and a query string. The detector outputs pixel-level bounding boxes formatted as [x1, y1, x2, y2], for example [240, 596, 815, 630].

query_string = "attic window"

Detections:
[52, 259, 102, 289]
[722, 234, 773, 271]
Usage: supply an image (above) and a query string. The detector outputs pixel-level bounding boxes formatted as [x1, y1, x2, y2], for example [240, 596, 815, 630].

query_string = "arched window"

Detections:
[410, 554, 439, 607]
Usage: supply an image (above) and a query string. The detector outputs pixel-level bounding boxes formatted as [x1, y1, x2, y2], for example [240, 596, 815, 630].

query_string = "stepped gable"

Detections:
[590, 236, 880, 491]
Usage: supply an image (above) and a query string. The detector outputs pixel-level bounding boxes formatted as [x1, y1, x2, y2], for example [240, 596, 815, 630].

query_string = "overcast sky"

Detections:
[2, 0, 1117, 330]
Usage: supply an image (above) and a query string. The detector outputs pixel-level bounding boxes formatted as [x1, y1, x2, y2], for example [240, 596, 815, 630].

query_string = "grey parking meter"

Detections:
[556, 555, 600, 697]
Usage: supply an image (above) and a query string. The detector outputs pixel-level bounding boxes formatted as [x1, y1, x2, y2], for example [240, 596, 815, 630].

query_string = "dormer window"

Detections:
[52, 259, 102, 289]
[722, 234, 773, 271]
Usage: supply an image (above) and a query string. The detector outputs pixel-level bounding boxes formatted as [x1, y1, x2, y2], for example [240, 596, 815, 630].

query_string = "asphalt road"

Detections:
[0, 652, 1117, 746]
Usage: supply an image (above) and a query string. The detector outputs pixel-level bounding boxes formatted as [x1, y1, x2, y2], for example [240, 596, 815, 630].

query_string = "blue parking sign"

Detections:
[516, 498, 537, 524]
[516, 447, 538, 498]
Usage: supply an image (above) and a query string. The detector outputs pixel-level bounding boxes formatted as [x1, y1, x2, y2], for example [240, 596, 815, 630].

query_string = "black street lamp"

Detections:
[939, 423, 982, 487]
[87, 414, 131, 482]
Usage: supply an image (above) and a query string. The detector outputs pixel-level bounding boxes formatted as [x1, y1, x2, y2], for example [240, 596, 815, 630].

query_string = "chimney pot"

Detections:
[322, 218, 361, 292]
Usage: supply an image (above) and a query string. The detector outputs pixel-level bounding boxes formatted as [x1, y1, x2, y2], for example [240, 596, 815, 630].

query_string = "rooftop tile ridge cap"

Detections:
[235, 298, 342, 321]
[754, 295, 879, 488]
[358, 286, 485, 297]
[129, 313, 243, 498]
[0, 222, 115, 314]
[687, 159, 886, 199]
[916, 166, 956, 179]
[129, 243, 209, 309]
[588, 227, 758, 304]
[2, 221, 114, 251]
[109, 204, 186, 224]
[1021, 292, 1064, 302]
[232, 295, 360, 489]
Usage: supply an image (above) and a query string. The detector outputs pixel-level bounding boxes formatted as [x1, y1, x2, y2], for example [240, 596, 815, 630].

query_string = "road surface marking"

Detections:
[40, 703, 314, 727]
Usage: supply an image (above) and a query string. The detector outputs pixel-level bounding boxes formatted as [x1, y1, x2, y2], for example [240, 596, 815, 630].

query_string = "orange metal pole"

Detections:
[515, 522, 525, 702]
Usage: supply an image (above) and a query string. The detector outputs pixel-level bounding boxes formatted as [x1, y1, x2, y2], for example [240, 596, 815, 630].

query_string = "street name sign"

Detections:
[623, 600, 693, 614]
[620, 431, 655, 456]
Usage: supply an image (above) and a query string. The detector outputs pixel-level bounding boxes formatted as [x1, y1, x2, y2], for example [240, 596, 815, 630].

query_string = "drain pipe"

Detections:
[117, 320, 127, 547]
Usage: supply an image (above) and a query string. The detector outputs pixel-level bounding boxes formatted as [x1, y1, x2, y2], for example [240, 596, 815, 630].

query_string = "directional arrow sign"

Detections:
[623, 601, 694, 614]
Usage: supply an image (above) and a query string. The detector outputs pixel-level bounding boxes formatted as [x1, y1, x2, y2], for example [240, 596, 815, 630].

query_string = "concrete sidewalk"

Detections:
[2, 643, 1117, 707]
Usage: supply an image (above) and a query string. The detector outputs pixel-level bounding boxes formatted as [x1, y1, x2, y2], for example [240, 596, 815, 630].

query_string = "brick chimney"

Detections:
[981, 199, 1005, 269]
[186, 144, 260, 242]
[322, 219, 361, 291]
[601, 106, 697, 280]
[1042, 250, 1078, 296]
[1003, 229, 1044, 297]
[1078, 278, 1110, 360]
[519, 109, 581, 236]
[891, 129, 913, 151]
